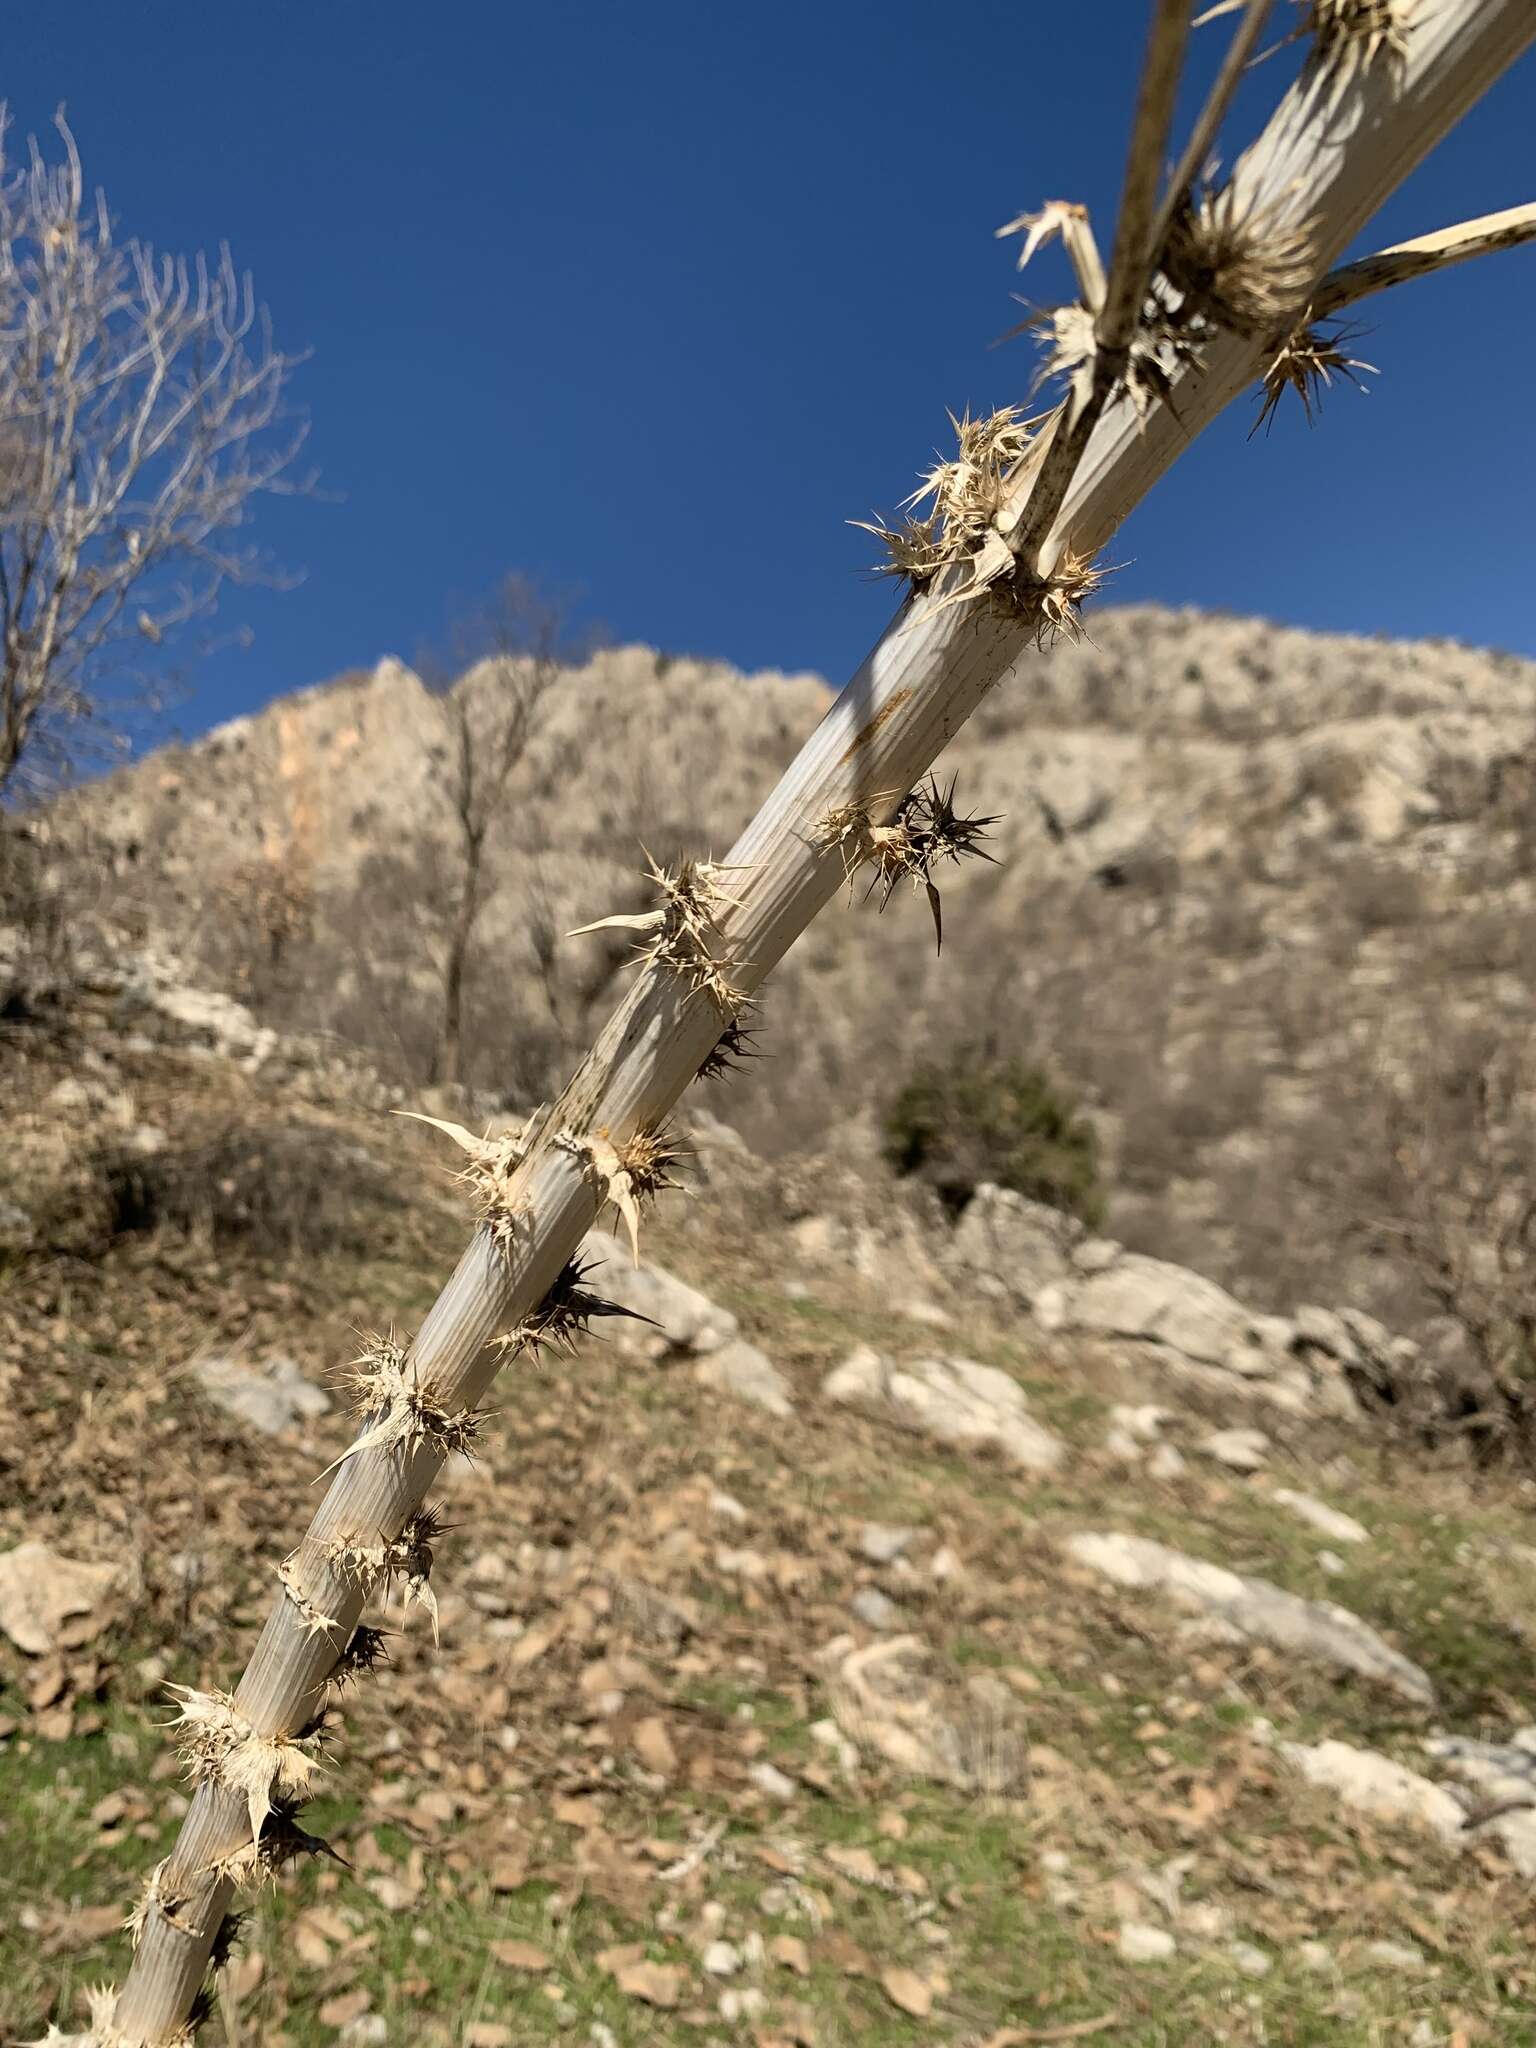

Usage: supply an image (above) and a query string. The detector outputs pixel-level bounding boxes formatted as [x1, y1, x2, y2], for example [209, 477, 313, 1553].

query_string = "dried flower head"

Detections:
[1297, 0, 1410, 96]
[1252, 318, 1375, 432]
[558, 1124, 690, 1263]
[323, 1507, 447, 1642]
[848, 509, 946, 592]
[168, 1686, 327, 1847]
[1030, 289, 1204, 420]
[698, 1017, 761, 1081]
[571, 853, 754, 1019]
[981, 541, 1111, 650]
[319, 1332, 483, 1477]
[1162, 177, 1318, 339]
[858, 407, 1043, 605]
[815, 777, 999, 954]
[495, 1254, 656, 1361]
[395, 1110, 534, 1255]
[26, 1983, 195, 2048]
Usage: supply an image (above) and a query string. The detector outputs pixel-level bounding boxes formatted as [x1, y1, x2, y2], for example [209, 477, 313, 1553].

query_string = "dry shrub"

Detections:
[80, 1125, 399, 1255]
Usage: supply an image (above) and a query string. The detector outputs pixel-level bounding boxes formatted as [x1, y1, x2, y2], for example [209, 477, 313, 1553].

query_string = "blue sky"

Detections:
[5, 2, 1533, 737]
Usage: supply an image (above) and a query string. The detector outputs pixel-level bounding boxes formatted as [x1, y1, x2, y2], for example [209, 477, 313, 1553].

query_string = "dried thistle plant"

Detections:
[331, 1623, 390, 1686]
[395, 1110, 534, 1254]
[168, 1687, 327, 1848]
[1162, 176, 1318, 339]
[570, 853, 755, 1020]
[319, 1333, 483, 1477]
[495, 1254, 655, 1360]
[558, 1124, 689, 1263]
[815, 775, 999, 953]
[1252, 317, 1375, 430]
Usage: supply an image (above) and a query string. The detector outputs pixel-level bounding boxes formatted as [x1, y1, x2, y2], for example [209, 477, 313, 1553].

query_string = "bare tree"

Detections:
[0, 110, 307, 802]
[421, 574, 569, 1088]
[1375, 1035, 1536, 1466]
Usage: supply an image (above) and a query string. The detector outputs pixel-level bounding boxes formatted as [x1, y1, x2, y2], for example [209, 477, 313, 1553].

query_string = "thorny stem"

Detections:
[1007, 0, 1191, 574]
[104, 3, 1536, 2039]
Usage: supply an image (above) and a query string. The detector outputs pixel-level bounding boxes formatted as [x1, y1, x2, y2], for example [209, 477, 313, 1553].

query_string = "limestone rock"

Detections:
[1272, 1490, 1370, 1546]
[194, 1352, 331, 1437]
[945, 1184, 1080, 1308]
[1283, 1739, 1463, 1838]
[1199, 1427, 1270, 1473]
[1063, 1532, 1434, 1705]
[0, 1542, 123, 1655]
[821, 1633, 1027, 1792]
[693, 1338, 793, 1417]
[824, 1346, 1065, 1474]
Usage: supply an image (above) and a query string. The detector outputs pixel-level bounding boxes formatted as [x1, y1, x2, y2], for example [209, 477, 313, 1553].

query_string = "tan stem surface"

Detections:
[111, 2, 1536, 2036]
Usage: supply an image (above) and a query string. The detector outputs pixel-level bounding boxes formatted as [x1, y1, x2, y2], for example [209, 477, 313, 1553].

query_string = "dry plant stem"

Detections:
[1310, 200, 1536, 318]
[110, 2, 1536, 2036]
[1011, 0, 1190, 568]
[1153, 0, 1277, 254]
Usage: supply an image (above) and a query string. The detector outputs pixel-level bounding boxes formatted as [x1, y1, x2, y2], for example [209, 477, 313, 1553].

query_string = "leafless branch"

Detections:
[0, 108, 309, 802]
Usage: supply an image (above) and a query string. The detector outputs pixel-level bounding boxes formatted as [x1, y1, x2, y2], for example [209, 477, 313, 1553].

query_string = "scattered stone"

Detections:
[929, 1544, 962, 1583]
[1425, 1733, 1536, 1875]
[1064, 1533, 1435, 1705]
[1365, 1939, 1425, 1971]
[747, 1761, 797, 1803]
[1229, 1941, 1272, 1978]
[821, 1634, 1028, 1792]
[1317, 1550, 1347, 1577]
[718, 1987, 767, 2023]
[1119, 1922, 1176, 1963]
[1282, 1740, 1462, 1839]
[1147, 1443, 1188, 1481]
[1111, 1403, 1171, 1442]
[859, 1523, 917, 1565]
[193, 1351, 330, 1437]
[1296, 1941, 1333, 1972]
[708, 1489, 748, 1522]
[851, 1587, 904, 1632]
[694, 1338, 793, 1417]
[702, 1939, 741, 1977]
[1271, 1489, 1370, 1546]
[880, 1966, 935, 2017]
[0, 1543, 122, 1655]
[824, 1347, 1065, 1474]
[1199, 1427, 1270, 1473]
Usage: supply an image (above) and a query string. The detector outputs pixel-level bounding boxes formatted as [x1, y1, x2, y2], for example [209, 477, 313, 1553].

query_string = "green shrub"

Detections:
[883, 1051, 1103, 1222]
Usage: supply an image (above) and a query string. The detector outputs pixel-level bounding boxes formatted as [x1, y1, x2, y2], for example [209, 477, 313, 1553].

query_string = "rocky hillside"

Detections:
[37, 603, 1536, 1347]
[4, 955, 1536, 2043]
